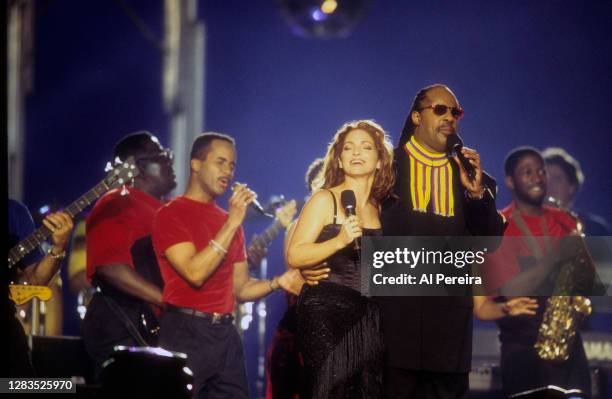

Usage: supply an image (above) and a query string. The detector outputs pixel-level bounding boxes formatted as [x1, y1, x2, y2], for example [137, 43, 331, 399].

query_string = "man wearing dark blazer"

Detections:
[379, 84, 505, 399]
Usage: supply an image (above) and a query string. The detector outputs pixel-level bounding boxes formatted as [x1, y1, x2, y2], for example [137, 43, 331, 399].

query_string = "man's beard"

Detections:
[516, 189, 545, 207]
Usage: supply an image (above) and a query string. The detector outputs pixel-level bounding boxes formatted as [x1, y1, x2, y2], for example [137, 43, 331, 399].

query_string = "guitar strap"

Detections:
[511, 208, 551, 259]
[100, 294, 149, 347]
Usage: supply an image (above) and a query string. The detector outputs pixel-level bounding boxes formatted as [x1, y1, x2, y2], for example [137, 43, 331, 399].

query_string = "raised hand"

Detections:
[227, 183, 256, 228]
[453, 147, 484, 198]
[43, 211, 74, 250]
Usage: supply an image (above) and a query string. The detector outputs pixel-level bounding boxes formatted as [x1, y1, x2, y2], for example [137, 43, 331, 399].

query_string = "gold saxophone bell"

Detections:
[533, 207, 594, 362]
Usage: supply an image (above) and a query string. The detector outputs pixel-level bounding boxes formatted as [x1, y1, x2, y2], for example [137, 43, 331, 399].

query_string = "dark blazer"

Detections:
[378, 145, 505, 372]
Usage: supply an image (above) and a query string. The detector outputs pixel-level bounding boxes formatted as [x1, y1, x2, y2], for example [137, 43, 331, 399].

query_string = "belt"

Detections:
[165, 304, 234, 325]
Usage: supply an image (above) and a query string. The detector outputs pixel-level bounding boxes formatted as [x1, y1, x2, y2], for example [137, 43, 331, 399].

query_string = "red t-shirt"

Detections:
[152, 196, 246, 314]
[86, 187, 163, 282]
[482, 203, 576, 294]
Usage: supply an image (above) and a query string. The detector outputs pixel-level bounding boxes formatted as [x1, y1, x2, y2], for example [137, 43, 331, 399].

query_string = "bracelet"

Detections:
[47, 247, 66, 260]
[209, 239, 228, 255]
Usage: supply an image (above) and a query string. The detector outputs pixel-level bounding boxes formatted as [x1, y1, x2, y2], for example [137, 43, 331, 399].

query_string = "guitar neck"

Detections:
[8, 179, 113, 269]
[249, 219, 285, 250]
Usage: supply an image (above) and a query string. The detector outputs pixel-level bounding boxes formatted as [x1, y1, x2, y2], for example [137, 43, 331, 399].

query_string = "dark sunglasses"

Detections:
[136, 148, 174, 163]
[419, 104, 464, 120]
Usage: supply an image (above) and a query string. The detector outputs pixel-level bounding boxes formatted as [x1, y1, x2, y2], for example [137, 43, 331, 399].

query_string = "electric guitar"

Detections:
[8, 159, 139, 305]
[242, 198, 297, 399]
[246, 199, 297, 269]
[236, 199, 297, 336]
[9, 285, 53, 305]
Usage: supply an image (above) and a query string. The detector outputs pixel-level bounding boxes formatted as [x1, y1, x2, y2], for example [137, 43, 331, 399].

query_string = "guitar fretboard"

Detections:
[8, 165, 133, 269]
[249, 219, 285, 251]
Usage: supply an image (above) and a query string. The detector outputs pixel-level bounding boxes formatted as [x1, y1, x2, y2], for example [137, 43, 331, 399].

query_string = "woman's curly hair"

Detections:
[313, 119, 395, 205]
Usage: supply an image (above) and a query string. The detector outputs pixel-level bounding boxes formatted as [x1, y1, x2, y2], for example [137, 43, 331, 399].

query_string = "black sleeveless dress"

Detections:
[296, 192, 384, 399]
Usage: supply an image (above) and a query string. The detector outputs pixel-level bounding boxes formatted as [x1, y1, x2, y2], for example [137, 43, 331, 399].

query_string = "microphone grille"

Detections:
[340, 190, 356, 210]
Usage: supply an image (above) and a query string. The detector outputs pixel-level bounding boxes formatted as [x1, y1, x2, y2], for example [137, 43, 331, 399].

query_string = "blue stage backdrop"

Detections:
[24, 1, 612, 223]
[22, 0, 612, 395]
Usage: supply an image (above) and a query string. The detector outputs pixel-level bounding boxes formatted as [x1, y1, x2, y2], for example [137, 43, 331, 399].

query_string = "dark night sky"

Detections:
[24, 0, 612, 219]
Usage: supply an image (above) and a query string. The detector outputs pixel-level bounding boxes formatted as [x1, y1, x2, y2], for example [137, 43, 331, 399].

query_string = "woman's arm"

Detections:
[286, 190, 361, 269]
[473, 296, 538, 320]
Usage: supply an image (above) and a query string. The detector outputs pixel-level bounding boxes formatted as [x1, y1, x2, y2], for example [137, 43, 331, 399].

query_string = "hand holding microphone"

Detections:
[230, 182, 274, 220]
[446, 133, 484, 197]
[227, 183, 256, 227]
[340, 190, 362, 251]
[446, 133, 476, 181]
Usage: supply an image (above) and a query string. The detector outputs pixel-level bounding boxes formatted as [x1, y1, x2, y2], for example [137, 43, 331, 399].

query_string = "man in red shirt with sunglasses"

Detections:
[82, 131, 176, 377]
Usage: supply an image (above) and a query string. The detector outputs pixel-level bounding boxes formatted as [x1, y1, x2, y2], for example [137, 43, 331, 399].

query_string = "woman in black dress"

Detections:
[286, 120, 395, 399]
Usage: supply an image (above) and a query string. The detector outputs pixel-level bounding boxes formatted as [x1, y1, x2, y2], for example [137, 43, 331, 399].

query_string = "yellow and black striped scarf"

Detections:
[404, 136, 455, 217]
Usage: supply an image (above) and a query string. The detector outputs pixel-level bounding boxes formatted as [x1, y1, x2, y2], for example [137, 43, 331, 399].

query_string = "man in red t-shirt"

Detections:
[82, 132, 176, 376]
[153, 132, 301, 399]
[482, 147, 591, 397]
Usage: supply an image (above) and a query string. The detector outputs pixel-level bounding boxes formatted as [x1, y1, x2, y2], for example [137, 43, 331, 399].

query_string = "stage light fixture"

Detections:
[278, 0, 368, 39]
[321, 0, 338, 14]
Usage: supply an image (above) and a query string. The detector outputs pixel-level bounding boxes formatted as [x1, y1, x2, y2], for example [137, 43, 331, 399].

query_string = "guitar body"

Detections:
[130, 235, 164, 344]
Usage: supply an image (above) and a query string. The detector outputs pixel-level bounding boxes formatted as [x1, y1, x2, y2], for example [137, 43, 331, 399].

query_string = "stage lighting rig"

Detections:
[278, 0, 369, 39]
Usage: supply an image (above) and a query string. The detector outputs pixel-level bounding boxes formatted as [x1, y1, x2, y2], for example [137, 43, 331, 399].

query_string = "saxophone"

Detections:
[534, 201, 593, 362]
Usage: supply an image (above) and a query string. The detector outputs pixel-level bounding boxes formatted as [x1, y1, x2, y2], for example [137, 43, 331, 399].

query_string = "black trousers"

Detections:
[384, 367, 469, 399]
[159, 310, 248, 399]
[81, 293, 145, 379]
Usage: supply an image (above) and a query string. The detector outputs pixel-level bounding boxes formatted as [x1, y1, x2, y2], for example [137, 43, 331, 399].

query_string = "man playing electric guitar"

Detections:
[81, 131, 176, 378]
[8, 199, 74, 376]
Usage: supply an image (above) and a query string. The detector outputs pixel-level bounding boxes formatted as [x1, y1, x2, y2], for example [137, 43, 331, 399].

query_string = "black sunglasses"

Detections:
[419, 104, 464, 120]
[136, 148, 174, 163]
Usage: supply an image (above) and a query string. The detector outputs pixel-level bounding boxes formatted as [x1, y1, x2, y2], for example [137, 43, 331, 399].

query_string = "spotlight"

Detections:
[321, 0, 338, 14]
[240, 314, 253, 330]
[278, 0, 368, 39]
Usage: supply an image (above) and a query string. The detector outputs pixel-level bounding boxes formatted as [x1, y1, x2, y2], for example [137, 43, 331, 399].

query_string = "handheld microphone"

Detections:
[232, 182, 274, 218]
[340, 190, 361, 251]
[446, 133, 476, 182]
